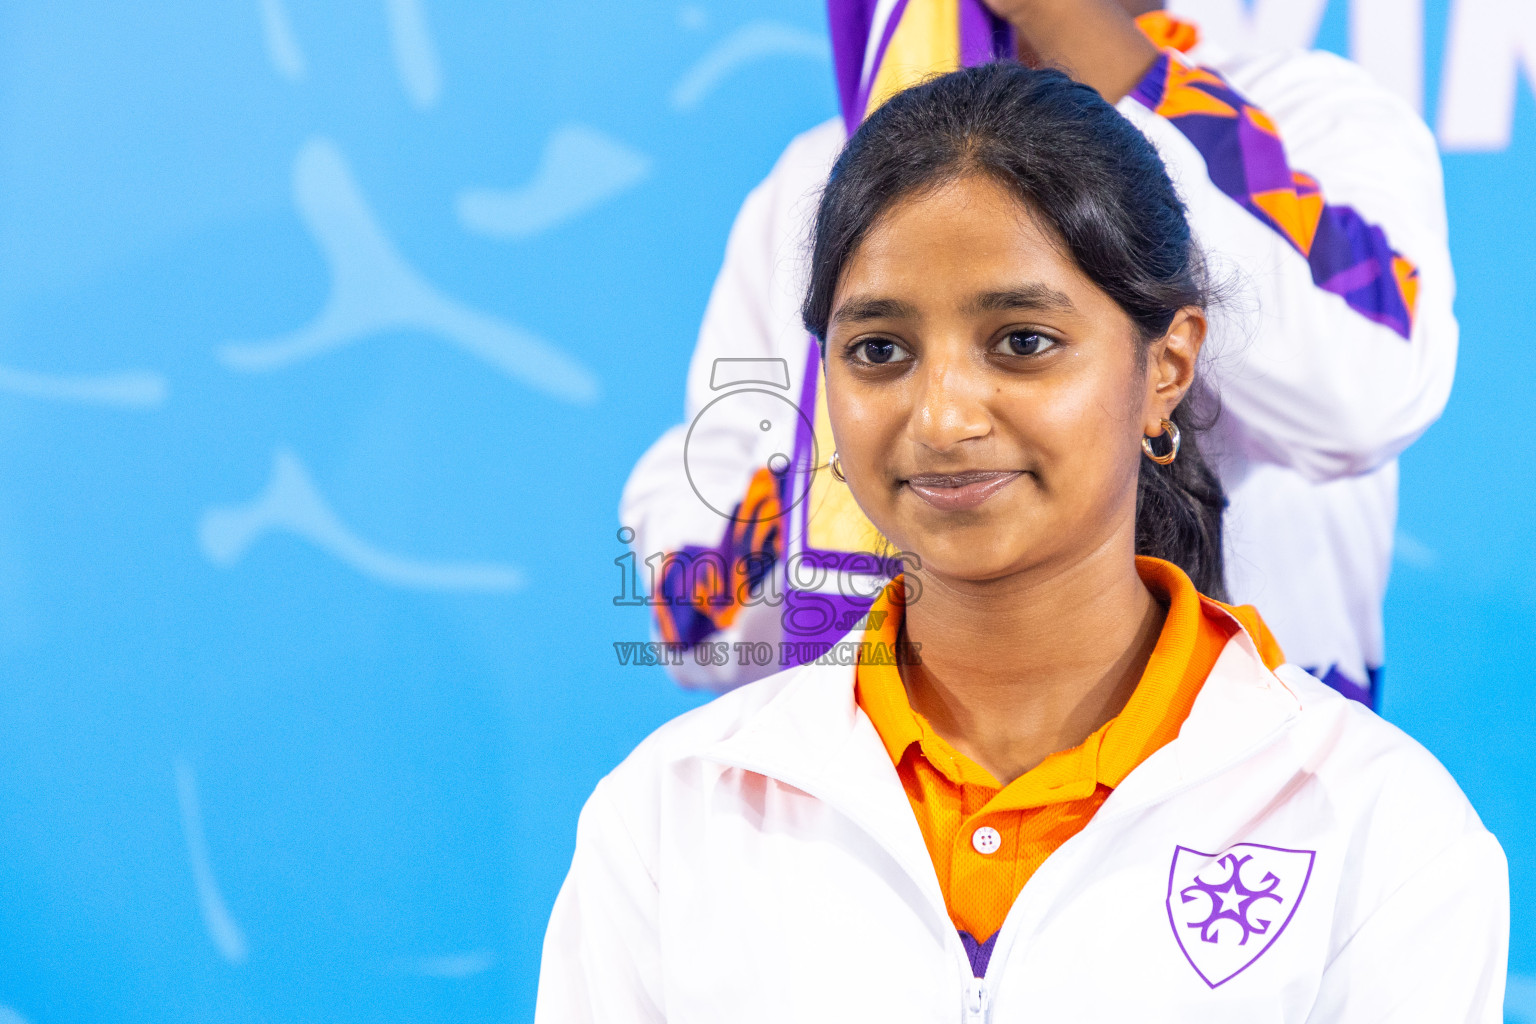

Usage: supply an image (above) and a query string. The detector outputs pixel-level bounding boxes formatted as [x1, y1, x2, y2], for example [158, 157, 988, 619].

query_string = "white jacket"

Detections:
[620, 36, 1458, 700]
[536, 621, 1507, 1022]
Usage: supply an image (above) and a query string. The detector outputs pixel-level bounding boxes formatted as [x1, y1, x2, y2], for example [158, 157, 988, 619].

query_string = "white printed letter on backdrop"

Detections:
[1439, 0, 1536, 151]
[1351, 0, 1425, 112]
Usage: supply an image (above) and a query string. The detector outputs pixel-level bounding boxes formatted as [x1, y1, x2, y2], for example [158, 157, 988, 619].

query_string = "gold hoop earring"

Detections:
[829, 450, 847, 482]
[1142, 418, 1181, 465]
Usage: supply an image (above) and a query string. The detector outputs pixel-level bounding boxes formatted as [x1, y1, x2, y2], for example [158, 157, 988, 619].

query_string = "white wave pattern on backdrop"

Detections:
[0, 1008, 30, 1024]
[175, 759, 250, 966]
[259, 0, 306, 82]
[0, 363, 168, 409]
[669, 21, 832, 112]
[199, 446, 524, 593]
[385, 0, 442, 109]
[1393, 529, 1439, 570]
[393, 951, 498, 978]
[457, 124, 651, 239]
[219, 138, 599, 404]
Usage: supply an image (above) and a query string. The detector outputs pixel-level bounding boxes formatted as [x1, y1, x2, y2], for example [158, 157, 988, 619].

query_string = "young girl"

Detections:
[538, 64, 1506, 1022]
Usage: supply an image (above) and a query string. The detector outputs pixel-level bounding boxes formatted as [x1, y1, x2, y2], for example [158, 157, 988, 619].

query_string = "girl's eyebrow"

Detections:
[830, 285, 1074, 328]
[965, 284, 1076, 315]
[830, 296, 920, 326]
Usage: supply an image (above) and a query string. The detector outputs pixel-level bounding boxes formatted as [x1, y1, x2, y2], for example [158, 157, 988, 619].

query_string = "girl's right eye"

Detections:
[851, 338, 910, 365]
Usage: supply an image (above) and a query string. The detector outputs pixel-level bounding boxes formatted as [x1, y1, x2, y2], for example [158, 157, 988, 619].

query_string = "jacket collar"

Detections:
[699, 610, 1304, 882]
[1109, 602, 1305, 810]
[701, 630, 946, 907]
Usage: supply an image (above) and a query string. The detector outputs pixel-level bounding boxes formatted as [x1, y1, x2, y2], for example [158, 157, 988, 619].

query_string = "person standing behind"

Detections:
[621, 0, 1456, 706]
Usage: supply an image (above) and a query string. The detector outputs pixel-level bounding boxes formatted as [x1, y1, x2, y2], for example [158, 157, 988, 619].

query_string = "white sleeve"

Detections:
[534, 781, 665, 1024]
[620, 169, 792, 570]
[618, 121, 841, 688]
[1305, 829, 1509, 1023]
[1120, 50, 1458, 482]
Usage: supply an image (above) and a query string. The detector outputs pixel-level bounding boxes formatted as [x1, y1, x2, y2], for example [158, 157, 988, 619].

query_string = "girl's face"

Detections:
[822, 173, 1203, 583]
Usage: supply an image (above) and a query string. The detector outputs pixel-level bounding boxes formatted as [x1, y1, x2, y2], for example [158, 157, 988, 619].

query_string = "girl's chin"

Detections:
[900, 539, 1031, 583]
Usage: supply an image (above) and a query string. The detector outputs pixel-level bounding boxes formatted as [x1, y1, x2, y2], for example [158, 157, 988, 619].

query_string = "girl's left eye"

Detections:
[995, 331, 1056, 357]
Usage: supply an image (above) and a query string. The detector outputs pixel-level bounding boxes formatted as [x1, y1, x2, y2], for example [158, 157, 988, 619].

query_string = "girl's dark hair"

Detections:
[801, 62, 1229, 599]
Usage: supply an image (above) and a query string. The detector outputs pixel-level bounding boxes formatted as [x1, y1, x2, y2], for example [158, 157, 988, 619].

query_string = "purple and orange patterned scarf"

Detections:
[829, 0, 1015, 133]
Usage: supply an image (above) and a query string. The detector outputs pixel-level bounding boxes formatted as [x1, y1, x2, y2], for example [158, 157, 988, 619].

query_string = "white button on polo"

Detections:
[971, 826, 1002, 855]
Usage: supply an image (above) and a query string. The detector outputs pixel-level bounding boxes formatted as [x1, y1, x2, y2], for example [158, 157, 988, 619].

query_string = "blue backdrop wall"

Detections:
[0, 1, 1531, 1021]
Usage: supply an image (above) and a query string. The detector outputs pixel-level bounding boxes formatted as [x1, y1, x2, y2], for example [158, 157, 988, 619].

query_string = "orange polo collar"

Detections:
[857, 556, 1280, 808]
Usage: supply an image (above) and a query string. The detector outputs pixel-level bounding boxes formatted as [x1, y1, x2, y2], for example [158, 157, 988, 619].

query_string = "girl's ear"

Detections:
[1143, 306, 1206, 434]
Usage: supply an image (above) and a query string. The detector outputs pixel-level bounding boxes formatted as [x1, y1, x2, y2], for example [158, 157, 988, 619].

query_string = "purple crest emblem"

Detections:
[1166, 843, 1316, 988]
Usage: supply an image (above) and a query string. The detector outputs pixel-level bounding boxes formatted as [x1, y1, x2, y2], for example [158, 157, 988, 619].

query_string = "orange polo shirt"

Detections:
[855, 557, 1283, 969]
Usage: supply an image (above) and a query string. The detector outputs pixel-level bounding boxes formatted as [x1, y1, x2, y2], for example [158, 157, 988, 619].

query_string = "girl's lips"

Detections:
[904, 470, 1023, 512]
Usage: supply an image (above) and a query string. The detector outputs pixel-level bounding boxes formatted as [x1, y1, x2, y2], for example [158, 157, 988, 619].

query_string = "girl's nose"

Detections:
[909, 343, 992, 452]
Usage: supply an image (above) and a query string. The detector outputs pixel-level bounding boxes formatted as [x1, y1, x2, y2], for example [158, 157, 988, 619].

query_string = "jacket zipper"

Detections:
[961, 706, 1303, 1020]
[962, 977, 989, 1024]
[708, 752, 993, 1017]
